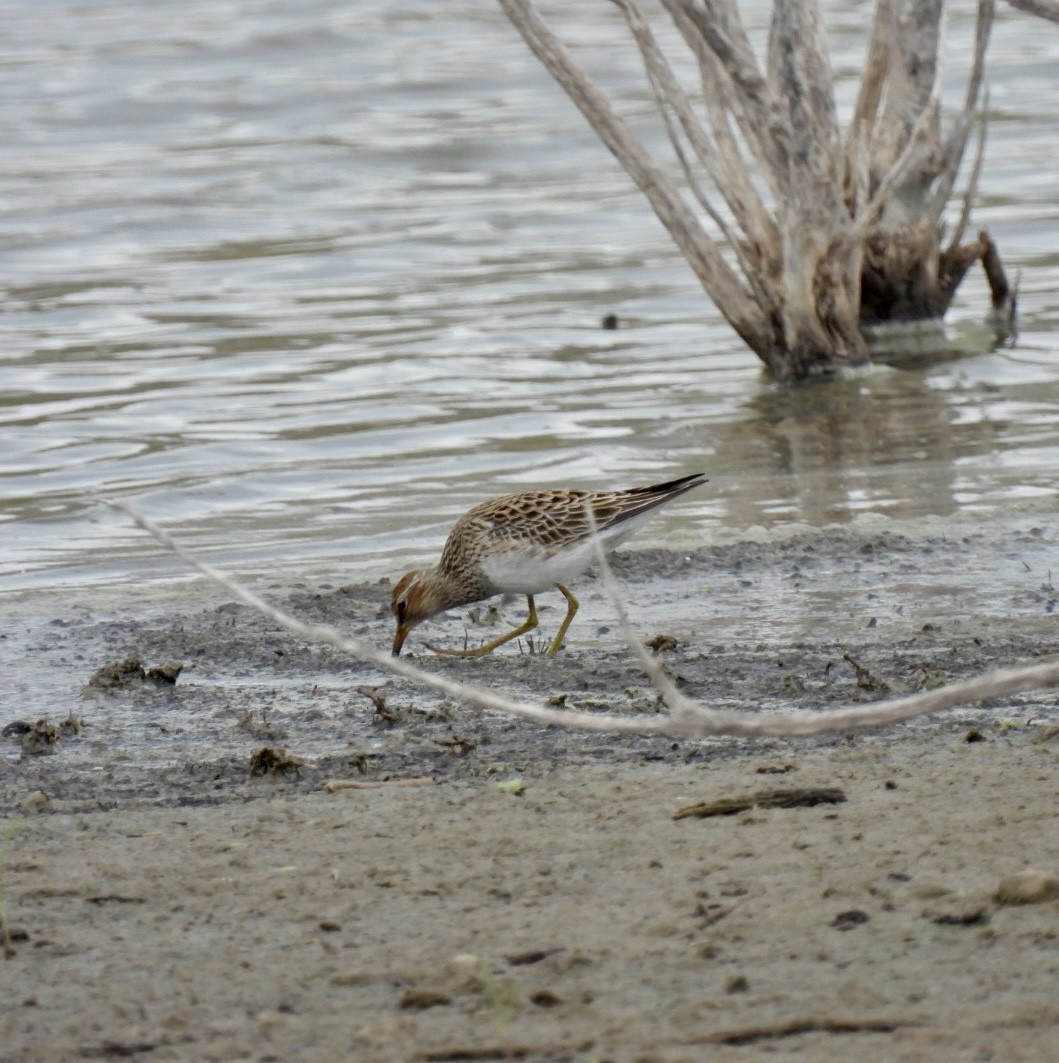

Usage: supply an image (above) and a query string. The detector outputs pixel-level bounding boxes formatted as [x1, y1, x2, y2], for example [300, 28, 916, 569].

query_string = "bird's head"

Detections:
[390, 569, 445, 656]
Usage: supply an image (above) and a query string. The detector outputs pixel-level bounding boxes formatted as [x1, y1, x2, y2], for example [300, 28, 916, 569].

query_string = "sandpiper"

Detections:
[391, 472, 707, 657]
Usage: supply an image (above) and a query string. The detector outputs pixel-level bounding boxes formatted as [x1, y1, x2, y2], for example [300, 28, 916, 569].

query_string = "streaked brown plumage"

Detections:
[391, 473, 707, 656]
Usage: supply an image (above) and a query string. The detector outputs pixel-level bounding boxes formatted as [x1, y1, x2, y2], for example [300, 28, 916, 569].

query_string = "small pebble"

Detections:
[831, 909, 870, 930]
[994, 868, 1059, 906]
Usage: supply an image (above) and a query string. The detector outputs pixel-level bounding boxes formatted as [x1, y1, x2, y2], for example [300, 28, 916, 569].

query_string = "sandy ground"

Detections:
[2, 516, 1059, 1062]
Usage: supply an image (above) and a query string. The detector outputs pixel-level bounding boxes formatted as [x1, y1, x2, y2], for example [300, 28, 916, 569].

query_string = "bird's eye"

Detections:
[396, 599, 407, 619]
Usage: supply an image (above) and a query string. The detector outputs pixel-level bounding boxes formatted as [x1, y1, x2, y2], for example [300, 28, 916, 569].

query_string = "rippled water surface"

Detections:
[3, 0, 1058, 592]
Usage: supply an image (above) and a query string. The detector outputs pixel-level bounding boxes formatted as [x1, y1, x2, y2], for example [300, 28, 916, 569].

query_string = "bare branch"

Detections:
[610, 2, 740, 245]
[662, 0, 786, 201]
[496, 0, 770, 354]
[610, 0, 775, 305]
[671, 0, 784, 174]
[849, 96, 943, 240]
[848, 0, 893, 150]
[848, 0, 949, 235]
[113, 501, 1059, 741]
[582, 501, 695, 716]
[979, 230, 1015, 314]
[881, 0, 945, 152]
[947, 88, 989, 254]
[925, 0, 995, 231]
[844, 0, 893, 217]
[767, 0, 844, 213]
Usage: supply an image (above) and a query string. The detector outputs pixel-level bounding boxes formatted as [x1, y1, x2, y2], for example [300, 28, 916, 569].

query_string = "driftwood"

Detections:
[113, 500, 1059, 742]
[673, 786, 847, 819]
[497, 0, 1019, 381]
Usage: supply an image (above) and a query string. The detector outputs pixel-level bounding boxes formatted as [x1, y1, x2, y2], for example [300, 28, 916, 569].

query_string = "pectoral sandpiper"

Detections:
[391, 472, 707, 657]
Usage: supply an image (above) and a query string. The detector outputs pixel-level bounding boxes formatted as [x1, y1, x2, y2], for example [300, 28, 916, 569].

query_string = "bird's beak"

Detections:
[392, 622, 410, 657]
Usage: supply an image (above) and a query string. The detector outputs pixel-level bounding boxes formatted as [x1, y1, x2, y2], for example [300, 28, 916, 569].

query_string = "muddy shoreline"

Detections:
[2, 516, 1058, 1060]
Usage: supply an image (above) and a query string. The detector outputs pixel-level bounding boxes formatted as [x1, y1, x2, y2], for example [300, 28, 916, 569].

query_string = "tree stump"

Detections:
[498, 0, 1017, 383]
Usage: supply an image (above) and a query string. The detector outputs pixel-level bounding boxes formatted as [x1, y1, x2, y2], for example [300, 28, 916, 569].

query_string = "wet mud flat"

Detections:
[2, 516, 1058, 1061]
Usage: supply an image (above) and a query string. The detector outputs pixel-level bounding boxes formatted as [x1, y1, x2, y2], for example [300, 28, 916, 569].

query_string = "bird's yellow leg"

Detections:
[546, 583, 579, 657]
[429, 596, 539, 657]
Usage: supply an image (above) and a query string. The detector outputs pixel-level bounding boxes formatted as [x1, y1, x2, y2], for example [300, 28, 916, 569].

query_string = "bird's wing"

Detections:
[467, 490, 639, 552]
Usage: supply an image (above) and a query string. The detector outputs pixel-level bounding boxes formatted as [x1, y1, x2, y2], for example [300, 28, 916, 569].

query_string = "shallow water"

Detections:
[2, 0, 1058, 594]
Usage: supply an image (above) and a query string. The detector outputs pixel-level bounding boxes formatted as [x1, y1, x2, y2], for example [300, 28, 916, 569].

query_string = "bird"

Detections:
[390, 472, 707, 657]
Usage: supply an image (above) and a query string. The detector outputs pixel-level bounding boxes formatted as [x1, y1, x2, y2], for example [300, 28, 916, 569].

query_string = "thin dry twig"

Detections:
[111, 500, 1059, 740]
[322, 778, 435, 793]
[673, 786, 846, 820]
[689, 1015, 920, 1045]
[495, 0, 769, 357]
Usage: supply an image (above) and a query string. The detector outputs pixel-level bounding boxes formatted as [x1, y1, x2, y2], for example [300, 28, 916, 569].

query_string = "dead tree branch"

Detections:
[496, 0, 771, 357]
[114, 501, 1059, 741]
[498, 0, 1016, 380]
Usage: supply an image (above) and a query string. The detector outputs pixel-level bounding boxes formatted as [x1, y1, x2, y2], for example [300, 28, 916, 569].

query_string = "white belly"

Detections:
[478, 512, 650, 595]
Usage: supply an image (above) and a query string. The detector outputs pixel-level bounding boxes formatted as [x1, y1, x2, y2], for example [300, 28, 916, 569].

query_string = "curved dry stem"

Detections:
[581, 501, 695, 714]
[107, 501, 667, 735]
[114, 501, 1059, 741]
[924, 0, 995, 231]
[612, 0, 764, 297]
[614, 0, 775, 268]
[618, 6, 736, 243]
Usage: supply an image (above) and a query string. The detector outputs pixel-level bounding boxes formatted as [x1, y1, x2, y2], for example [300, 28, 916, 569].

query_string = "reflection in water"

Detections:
[722, 369, 973, 527]
[0, 0, 1057, 590]
[715, 325, 1059, 529]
